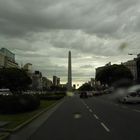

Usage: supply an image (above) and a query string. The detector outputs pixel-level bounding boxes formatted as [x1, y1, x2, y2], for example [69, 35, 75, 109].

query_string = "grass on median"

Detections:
[0, 100, 57, 129]
[0, 133, 9, 140]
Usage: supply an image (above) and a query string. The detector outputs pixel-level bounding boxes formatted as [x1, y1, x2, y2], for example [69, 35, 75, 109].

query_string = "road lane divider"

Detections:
[101, 122, 110, 132]
[93, 114, 99, 120]
[86, 106, 89, 109]
[122, 106, 128, 109]
[114, 104, 119, 106]
[133, 109, 140, 113]
[89, 109, 93, 113]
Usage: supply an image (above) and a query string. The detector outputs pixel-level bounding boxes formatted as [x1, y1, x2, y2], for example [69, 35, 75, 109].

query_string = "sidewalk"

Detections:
[7, 98, 65, 140]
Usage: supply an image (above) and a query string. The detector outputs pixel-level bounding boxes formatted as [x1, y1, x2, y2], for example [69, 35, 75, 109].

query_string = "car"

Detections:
[92, 91, 101, 96]
[80, 92, 88, 98]
[119, 92, 140, 103]
[104, 88, 114, 94]
[0, 89, 12, 96]
[86, 91, 93, 97]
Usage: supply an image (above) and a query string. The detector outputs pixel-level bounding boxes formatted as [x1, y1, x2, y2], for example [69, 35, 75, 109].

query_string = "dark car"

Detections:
[80, 92, 88, 98]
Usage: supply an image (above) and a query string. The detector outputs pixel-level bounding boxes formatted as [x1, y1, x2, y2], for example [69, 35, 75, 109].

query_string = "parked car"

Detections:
[119, 85, 140, 103]
[104, 87, 114, 94]
[80, 92, 88, 98]
[0, 89, 12, 96]
[119, 92, 140, 103]
[86, 91, 93, 97]
[92, 91, 101, 96]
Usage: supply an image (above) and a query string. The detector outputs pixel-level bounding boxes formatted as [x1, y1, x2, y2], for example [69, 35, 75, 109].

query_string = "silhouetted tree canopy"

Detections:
[0, 68, 31, 93]
[95, 64, 133, 86]
[78, 83, 93, 91]
[50, 85, 67, 91]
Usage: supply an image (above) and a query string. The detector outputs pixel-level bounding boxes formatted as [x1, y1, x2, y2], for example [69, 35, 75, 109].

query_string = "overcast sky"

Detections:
[0, 0, 140, 85]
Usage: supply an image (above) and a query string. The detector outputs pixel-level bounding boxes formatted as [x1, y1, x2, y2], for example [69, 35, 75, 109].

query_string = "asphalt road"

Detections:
[27, 95, 140, 140]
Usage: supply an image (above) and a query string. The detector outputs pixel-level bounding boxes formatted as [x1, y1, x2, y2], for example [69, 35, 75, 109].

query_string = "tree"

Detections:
[50, 85, 67, 92]
[95, 64, 133, 86]
[0, 68, 32, 93]
[78, 83, 93, 91]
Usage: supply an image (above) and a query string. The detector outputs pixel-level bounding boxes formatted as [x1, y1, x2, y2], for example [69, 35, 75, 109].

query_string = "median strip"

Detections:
[0, 98, 64, 133]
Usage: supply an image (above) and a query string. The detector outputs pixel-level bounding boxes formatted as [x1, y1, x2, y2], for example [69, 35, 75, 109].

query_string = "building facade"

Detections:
[32, 71, 42, 90]
[42, 77, 53, 90]
[123, 60, 137, 80]
[0, 48, 18, 68]
[53, 76, 60, 86]
[136, 54, 140, 82]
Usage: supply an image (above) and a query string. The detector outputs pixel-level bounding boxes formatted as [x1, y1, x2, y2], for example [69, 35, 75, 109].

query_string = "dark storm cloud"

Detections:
[0, 0, 140, 83]
[0, 0, 140, 37]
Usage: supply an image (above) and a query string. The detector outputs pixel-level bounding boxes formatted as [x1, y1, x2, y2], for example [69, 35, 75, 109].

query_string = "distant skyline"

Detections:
[0, 0, 140, 84]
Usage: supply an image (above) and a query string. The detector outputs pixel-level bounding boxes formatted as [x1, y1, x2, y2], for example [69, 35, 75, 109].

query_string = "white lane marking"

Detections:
[101, 122, 110, 132]
[89, 109, 93, 112]
[94, 114, 99, 120]
[81, 100, 85, 104]
[86, 106, 89, 109]
[81, 100, 87, 107]
[74, 114, 82, 119]
[133, 109, 140, 113]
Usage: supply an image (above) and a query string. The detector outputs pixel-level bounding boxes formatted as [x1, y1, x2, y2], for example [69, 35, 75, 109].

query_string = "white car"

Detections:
[120, 92, 140, 103]
[0, 89, 12, 96]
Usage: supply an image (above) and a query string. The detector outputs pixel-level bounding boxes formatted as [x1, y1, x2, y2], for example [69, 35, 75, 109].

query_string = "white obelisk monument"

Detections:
[67, 51, 72, 91]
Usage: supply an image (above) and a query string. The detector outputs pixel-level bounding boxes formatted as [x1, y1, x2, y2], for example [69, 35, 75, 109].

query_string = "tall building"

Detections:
[57, 78, 60, 85]
[67, 51, 72, 91]
[0, 48, 15, 62]
[23, 63, 33, 78]
[136, 54, 140, 82]
[0, 48, 18, 68]
[123, 60, 137, 80]
[53, 76, 57, 86]
[42, 77, 53, 90]
[32, 71, 42, 90]
[122, 54, 140, 82]
[53, 76, 60, 86]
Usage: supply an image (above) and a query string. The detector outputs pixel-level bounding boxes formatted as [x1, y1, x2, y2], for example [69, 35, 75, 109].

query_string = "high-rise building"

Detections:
[57, 78, 60, 85]
[53, 76, 58, 86]
[53, 76, 60, 86]
[32, 71, 42, 90]
[0, 48, 15, 62]
[123, 60, 137, 80]
[136, 54, 140, 83]
[67, 51, 72, 91]
[0, 48, 18, 68]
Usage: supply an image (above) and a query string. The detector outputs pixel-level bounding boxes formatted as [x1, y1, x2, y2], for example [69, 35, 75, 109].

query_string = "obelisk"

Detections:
[68, 51, 72, 91]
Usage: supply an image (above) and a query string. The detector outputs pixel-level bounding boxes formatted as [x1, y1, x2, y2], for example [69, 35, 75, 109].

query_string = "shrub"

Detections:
[39, 93, 65, 100]
[0, 94, 40, 114]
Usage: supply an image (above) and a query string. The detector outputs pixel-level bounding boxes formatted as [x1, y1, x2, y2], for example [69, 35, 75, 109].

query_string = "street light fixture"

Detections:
[128, 53, 138, 56]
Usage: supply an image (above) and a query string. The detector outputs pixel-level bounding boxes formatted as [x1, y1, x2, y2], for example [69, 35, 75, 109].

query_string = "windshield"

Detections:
[0, 0, 140, 140]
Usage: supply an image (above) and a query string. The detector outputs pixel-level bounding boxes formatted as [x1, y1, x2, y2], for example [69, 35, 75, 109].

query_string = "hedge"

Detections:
[0, 94, 40, 114]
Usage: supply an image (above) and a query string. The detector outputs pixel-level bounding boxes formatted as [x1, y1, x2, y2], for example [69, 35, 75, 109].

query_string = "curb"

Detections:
[0, 133, 10, 140]
[0, 97, 64, 133]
